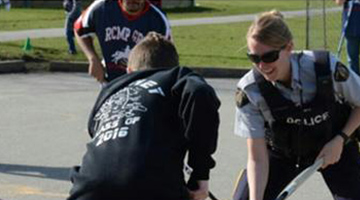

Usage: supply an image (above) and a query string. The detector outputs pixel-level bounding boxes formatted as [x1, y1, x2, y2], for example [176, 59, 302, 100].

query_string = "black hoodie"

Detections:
[68, 66, 220, 200]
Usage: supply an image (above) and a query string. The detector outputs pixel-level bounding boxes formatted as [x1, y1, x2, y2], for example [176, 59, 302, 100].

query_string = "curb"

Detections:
[191, 67, 248, 78]
[0, 60, 26, 73]
[0, 60, 249, 78]
[49, 61, 88, 72]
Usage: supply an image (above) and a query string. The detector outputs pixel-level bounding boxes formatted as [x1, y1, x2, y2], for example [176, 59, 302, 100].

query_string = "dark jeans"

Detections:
[264, 141, 360, 200]
[65, 3, 81, 53]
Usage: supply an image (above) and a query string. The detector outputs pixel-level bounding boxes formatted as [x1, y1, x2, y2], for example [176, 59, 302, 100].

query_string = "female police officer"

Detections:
[235, 10, 360, 200]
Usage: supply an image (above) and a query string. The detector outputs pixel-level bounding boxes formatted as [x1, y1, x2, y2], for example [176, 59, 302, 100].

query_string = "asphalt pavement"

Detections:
[0, 73, 333, 200]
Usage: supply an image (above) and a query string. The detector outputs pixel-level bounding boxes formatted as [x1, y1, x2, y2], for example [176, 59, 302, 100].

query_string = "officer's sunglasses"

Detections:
[247, 45, 286, 64]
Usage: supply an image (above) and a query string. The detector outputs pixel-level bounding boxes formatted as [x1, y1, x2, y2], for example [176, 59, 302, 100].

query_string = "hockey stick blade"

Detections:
[275, 158, 324, 200]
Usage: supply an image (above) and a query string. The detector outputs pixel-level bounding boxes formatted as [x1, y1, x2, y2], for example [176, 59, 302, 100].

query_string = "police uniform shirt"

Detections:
[74, 0, 171, 79]
[235, 50, 360, 138]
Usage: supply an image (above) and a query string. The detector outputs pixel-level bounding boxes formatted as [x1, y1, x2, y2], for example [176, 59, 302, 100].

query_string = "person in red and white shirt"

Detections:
[74, 0, 171, 83]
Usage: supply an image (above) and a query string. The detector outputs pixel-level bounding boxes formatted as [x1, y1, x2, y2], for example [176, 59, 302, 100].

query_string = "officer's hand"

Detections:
[88, 57, 105, 83]
[316, 136, 344, 169]
[188, 180, 209, 200]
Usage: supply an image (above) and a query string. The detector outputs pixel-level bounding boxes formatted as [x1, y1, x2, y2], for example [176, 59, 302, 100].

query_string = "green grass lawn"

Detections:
[164, 0, 307, 19]
[0, 1, 323, 31]
[0, 8, 65, 31]
[0, 1, 346, 68]
[0, 16, 324, 68]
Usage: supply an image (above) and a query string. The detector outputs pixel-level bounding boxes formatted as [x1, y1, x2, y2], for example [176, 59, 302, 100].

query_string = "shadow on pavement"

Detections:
[0, 163, 71, 181]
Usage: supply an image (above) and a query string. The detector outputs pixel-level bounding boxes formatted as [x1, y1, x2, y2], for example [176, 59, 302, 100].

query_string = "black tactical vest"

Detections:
[255, 51, 351, 160]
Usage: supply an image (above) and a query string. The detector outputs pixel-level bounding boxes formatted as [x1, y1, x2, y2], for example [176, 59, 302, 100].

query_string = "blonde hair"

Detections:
[128, 32, 179, 71]
[247, 10, 293, 48]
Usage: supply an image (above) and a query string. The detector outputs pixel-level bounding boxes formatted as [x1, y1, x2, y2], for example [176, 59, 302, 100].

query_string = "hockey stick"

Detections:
[336, 0, 357, 58]
[232, 169, 248, 200]
[274, 158, 324, 200]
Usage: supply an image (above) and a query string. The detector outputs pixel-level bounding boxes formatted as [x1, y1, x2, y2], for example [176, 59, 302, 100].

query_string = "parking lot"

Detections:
[0, 72, 332, 200]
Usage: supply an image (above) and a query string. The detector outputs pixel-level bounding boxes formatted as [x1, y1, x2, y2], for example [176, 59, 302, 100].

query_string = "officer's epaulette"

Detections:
[235, 70, 257, 108]
[334, 61, 349, 82]
[235, 88, 249, 108]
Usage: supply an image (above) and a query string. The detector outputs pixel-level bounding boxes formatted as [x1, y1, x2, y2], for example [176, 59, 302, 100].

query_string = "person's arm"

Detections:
[341, 106, 360, 137]
[317, 106, 360, 168]
[73, 1, 105, 83]
[317, 56, 360, 168]
[74, 32, 105, 83]
[247, 138, 269, 200]
[151, 4, 172, 41]
[234, 80, 270, 200]
[69, 0, 77, 13]
[188, 180, 209, 200]
[175, 70, 220, 200]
